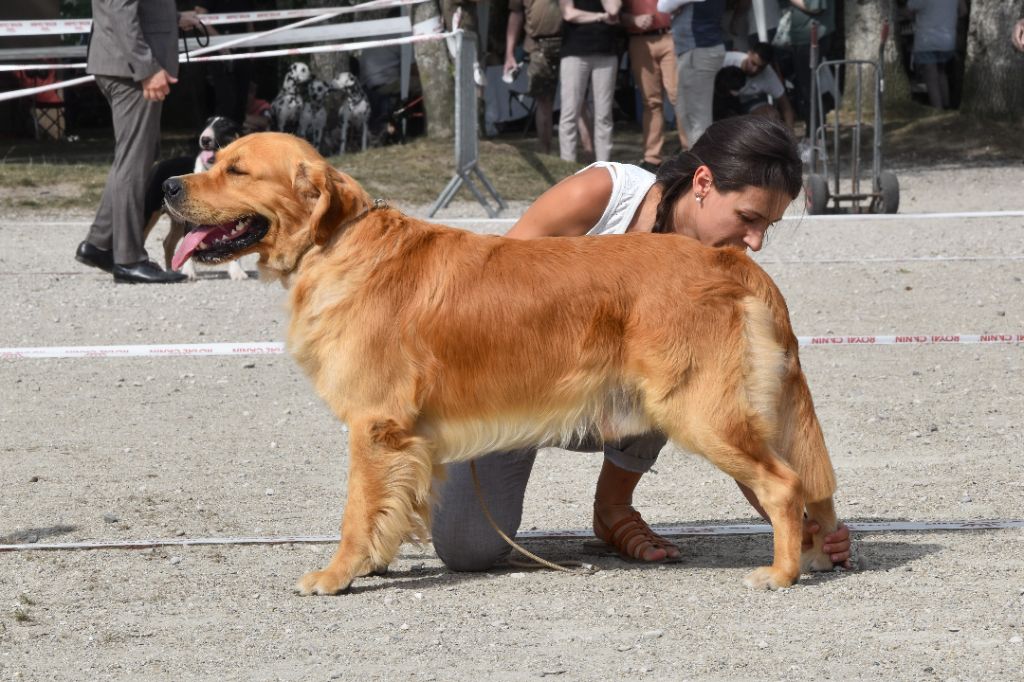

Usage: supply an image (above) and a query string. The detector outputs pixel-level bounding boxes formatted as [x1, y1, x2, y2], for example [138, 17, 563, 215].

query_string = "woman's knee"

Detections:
[433, 532, 510, 572]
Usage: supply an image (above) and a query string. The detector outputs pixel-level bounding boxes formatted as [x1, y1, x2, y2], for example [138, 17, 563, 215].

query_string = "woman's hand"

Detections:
[803, 519, 852, 569]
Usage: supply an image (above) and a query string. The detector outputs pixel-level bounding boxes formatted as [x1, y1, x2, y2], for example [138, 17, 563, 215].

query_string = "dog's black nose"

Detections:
[163, 177, 183, 200]
[200, 136, 213, 149]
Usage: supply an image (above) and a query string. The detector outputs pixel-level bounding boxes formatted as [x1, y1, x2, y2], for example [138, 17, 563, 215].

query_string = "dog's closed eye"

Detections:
[226, 165, 247, 176]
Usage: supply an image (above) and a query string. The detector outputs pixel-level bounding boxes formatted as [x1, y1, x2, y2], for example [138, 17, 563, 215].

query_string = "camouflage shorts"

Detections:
[526, 37, 561, 99]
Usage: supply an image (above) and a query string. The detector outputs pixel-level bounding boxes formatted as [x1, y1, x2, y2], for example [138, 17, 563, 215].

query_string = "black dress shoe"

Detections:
[112, 260, 187, 284]
[75, 241, 114, 272]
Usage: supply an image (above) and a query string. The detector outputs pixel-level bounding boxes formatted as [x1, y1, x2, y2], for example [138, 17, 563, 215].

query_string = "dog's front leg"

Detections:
[295, 417, 434, 596]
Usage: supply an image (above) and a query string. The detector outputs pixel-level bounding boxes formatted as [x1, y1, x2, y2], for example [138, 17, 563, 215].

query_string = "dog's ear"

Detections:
[295, 161, 364, 246]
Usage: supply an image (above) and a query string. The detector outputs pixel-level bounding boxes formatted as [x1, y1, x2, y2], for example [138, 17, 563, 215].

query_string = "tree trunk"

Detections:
[301, 0, 352, 78]
[961, 0, 1024, 120]
[843, 0, 915, 118]
[413, 1, 455, 139]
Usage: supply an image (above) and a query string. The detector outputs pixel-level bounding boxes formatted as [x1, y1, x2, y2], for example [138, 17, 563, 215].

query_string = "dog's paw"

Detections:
[295, 569, 352, 596]
[227, 261, 249, 281]
[181, 259, 197, 281]
[743, 566, 798, 591]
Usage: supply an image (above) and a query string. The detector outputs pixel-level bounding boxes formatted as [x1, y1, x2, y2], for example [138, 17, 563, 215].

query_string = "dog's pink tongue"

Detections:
[172, 226, 219, 270]
[199, 150, 215, 167]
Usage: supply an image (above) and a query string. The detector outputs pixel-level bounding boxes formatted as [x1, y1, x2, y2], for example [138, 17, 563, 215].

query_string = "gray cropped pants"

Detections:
[431, 433, 667, 571]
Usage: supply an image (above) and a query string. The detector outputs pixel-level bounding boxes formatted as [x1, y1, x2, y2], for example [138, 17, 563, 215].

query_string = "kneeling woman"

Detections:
[432, 116, 851, 568]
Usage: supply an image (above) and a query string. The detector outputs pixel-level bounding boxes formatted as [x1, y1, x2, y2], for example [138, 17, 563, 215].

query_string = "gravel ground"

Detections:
[1, 162, 1023, 681]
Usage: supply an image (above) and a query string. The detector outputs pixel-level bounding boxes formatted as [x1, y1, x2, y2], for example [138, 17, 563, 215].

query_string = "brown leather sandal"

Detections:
[593, 504, 682, 562]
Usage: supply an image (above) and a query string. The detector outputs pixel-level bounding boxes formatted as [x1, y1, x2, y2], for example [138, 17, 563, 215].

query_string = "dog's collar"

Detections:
[338, 198, 388, 232]
[295, 198, 388, 268]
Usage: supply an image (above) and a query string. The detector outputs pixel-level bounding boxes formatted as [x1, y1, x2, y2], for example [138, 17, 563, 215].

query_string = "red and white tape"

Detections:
[0, 1, 448, 99]
[0, 0, 430, 36]
[2, 335, 1023, 360]
[1, 519, 1021, 553]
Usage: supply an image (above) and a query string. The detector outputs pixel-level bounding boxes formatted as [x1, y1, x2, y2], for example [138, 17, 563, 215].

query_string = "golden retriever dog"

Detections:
[162, 132, 840, 596]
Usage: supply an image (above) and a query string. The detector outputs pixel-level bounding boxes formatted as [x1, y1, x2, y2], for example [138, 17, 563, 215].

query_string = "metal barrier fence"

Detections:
[428, 30, 506, 218]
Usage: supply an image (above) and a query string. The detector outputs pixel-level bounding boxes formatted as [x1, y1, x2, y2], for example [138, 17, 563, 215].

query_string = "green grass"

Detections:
[0, 136, 583, 211]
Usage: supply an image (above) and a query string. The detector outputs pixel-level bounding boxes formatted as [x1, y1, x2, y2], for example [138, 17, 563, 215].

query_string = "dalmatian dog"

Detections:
[297, 78, 331, 153]
[270, 62, 312, 133]
[330, 71, 371, 155]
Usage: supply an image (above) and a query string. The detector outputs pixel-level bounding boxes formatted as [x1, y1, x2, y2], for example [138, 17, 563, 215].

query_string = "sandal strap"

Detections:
[605, 510, 667, 559]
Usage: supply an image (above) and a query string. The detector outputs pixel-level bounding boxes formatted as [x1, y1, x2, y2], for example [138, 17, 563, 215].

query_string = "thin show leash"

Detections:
[469, 461, 596, 574]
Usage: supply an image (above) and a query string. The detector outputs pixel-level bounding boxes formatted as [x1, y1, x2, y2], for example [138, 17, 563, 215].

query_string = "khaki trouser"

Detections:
[628, 31, 685, 163]
[558, 53, 617, 163]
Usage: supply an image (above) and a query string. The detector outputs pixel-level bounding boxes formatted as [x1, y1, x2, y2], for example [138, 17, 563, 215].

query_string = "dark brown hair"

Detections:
[653, 116, 802, 233]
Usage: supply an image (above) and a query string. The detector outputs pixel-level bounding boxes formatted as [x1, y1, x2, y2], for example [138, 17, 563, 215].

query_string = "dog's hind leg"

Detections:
[672, 415, 805, 590]
[774, 324, 839, 572]
[649, 298, 804, 589]
[295, 417, 434, 596]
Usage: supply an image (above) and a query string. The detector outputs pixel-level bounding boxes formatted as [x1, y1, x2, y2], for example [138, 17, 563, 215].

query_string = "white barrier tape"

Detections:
[0, 74, 93, 103]
[185, 29, 454, 65]
[0, 5, 448, 98]
[1, 342, 285, 359]
[2, 519, 1021, 553]
[2, 334, 1023, 360]
[8, 209, 1024, 228]
[0, 0, 431, 37]
[438, 209, 1024, 225]
[0, 3, 349, 74]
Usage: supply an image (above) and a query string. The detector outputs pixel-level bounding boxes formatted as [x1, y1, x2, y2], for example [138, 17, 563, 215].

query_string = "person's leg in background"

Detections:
[629, 34, 667, 168]
[917, 52, 952, 110]
[86, 76, 162, 267]
[431, 448, 538, 571]
[682, 44, 724, 145]
[589, 53, 617, 162]
[655, 33, 687, 153]
[675, 49, 694, 144]
[558, 54, 590, 162]
[527, 39, 560, 155]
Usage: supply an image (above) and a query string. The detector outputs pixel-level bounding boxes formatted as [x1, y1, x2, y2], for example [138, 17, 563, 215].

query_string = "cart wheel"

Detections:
[878, 171, 900, 214]
[805, 174, 829, 215]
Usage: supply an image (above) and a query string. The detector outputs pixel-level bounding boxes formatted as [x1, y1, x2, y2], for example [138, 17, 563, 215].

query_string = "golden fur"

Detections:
[164, 133, 839, 595]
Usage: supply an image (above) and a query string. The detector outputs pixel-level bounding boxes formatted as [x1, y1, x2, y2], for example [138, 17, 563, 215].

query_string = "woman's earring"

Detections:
[695, 193, 704, 206]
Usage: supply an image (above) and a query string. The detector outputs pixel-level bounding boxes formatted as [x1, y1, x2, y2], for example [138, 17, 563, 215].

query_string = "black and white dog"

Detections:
[142, 116, 247, 280]
[297, 78, 331, 153]
[331, 71, 371, 155]
[270, 62, 312, 134]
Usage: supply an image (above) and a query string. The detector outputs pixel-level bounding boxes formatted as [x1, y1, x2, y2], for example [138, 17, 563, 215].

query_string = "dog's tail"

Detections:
[741, 296, 836, 504]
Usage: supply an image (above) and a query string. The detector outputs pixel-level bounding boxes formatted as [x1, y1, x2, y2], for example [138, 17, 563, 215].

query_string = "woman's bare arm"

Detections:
[505, 167, 614, 240]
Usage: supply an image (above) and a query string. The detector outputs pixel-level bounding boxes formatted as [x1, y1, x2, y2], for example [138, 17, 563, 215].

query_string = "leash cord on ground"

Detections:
[469, 460, 594, 574]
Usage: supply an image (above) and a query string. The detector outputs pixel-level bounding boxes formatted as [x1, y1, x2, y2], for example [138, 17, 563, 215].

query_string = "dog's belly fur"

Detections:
[417, 386, 653, 463]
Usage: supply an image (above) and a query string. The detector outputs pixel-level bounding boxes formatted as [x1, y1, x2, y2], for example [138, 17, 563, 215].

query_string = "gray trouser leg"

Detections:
[432, 448, 537, 571]
[602, 432, 667, 473]
[87, 76, 163, 265]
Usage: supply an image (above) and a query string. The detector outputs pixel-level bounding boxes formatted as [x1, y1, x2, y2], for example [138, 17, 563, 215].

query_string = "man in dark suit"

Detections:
[75, 0, 199, 283]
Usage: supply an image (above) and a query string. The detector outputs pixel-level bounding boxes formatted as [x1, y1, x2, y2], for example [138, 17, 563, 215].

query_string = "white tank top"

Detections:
[580, 162, 658, 236]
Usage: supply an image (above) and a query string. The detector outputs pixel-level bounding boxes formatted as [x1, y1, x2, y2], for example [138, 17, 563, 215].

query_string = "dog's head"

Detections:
[307, 78, 331, 105]
[330, 71, 364, 98]
[284, 62, 312, 89]
[196, 116, 242, 171]
[163, 132, 370, 280]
